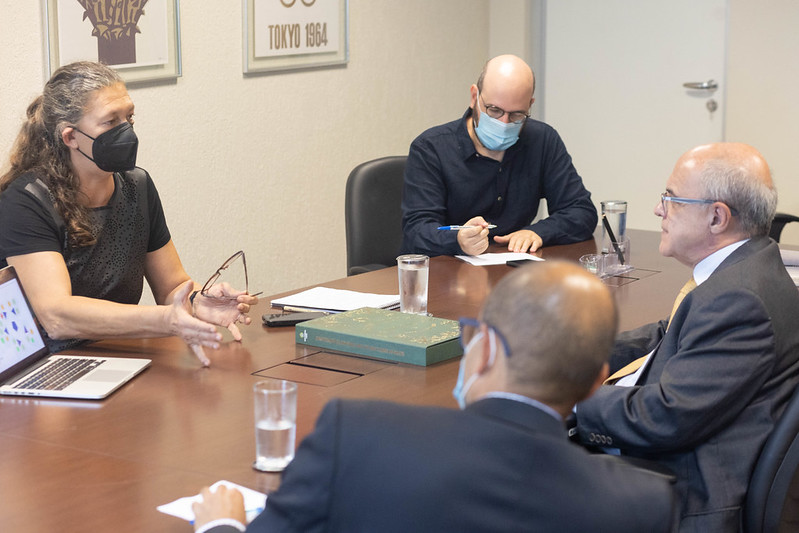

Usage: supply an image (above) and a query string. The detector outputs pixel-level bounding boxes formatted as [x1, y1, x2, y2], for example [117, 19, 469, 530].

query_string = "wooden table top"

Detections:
[0, 229, 690, 531]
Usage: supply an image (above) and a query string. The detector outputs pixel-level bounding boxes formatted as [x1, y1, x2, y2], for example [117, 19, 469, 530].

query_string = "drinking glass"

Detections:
[397, 254, 429, 315]
[253, 379, 297, 472]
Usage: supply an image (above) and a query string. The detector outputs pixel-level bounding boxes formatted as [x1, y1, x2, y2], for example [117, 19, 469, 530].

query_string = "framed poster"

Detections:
[44, 0, 182, 84]
[244, 0, 349, 74]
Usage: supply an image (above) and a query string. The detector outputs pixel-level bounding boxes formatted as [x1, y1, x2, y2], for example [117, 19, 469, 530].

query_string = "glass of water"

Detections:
[253, 379, 297, 472]
[397, 254, 429, 315]
[601, 200, 627, 254]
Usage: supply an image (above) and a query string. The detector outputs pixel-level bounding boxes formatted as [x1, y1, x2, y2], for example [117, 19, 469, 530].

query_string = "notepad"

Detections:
[271, 286, 400, 313]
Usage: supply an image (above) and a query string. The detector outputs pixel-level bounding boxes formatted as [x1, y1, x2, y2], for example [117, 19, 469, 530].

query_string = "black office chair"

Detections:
[770, 213, 799, 243]
[743, 385, 799, 532]
[345, 156, 407, 276]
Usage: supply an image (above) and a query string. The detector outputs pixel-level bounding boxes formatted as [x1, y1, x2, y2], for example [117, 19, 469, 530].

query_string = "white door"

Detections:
[541, 0, 727, 232]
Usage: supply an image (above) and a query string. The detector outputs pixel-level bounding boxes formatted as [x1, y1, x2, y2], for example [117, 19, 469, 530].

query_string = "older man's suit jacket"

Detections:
[576, 237, 799, 532]
[211, 397, 675, 533]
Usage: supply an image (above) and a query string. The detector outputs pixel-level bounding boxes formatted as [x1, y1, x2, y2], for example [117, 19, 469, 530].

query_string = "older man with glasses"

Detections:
[574, 142, 799, 532]
[400, 54, 597, 258]
[192, 261, 675, 533]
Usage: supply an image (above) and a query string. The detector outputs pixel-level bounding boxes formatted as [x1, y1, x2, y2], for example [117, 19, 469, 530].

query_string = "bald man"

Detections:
[192, 262, 675, 533]
[400, 54, 597, 257]
[575, 143, 799, 532]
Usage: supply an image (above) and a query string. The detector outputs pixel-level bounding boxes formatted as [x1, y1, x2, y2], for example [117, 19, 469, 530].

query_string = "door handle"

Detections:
[682, 79, 718, 90]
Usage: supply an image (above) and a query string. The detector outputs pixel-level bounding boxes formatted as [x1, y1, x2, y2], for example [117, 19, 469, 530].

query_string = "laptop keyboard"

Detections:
[14, 358, 105, 391]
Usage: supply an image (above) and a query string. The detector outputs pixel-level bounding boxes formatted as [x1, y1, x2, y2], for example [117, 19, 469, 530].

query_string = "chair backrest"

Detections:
[744, 384, 799, 532]
[770, 213, 799, 243]
[345, 156, 407, 276]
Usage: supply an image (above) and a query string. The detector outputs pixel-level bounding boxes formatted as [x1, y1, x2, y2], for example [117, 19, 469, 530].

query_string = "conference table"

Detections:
[0, 229, 690, 531]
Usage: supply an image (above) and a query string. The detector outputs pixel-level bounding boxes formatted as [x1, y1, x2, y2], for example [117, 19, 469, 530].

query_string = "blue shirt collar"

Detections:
[478, 391, 563, 421]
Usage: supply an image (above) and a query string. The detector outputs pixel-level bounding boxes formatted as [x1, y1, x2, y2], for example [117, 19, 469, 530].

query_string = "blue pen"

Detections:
[246, 506, 265, 519]
[437, 224, 497, 230]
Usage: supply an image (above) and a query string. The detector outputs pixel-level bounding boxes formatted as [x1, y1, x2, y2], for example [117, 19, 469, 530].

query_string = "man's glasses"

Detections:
[201, 250, 263, 300]
[458, 317, 512, 357]
[660, 193, 738, 217]
[478, 90, 530, 124]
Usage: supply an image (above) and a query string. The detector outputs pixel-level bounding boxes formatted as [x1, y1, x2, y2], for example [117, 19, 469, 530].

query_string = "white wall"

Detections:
[0, 1, 489, 300]
[515, 0, 799, 245]
[488, 0, 544, 120]
[726, 0, 799, 244]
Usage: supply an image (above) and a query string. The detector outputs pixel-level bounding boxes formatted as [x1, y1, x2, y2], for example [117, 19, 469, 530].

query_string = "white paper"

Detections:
[271, 286, 400, 312]
[157, 480, 267, 524]
[780, 248, 799, 267]
[614, 348, 657, 388]
[779, 248, 799, 286]
[786, 266, 799, 286]
[455, 252, 545, 266]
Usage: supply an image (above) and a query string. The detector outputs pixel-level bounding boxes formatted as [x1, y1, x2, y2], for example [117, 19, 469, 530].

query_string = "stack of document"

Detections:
[271, 286, 400, 313]
[780, 249, 799, 286]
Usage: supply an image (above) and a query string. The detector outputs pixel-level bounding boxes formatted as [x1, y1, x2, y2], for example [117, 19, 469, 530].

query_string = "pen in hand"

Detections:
[438, 224, 497, 231]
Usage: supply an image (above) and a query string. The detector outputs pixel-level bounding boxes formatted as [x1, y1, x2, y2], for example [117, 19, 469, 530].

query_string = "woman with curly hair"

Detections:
[0, 61, 256, 366]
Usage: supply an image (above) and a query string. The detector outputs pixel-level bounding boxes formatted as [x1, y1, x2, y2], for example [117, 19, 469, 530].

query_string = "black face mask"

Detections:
[74, 121, 139, 172]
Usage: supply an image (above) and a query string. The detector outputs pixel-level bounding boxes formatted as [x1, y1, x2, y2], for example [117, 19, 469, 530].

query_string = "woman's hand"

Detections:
[167, 281, 223, 366]
[192, 282, 259, 340]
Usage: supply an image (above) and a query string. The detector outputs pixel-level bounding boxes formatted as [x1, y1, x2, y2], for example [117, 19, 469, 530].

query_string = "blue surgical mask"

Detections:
[473, 92, 524, 151]
[452, 330, 497, 409]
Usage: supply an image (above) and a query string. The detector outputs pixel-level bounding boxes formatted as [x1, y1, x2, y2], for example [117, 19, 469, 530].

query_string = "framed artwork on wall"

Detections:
[44, 0, 182, 84]
[243, 0, 349, 74]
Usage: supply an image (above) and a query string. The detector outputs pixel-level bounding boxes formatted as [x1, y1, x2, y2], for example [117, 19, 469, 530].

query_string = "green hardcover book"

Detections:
[295, 307, 462, 366]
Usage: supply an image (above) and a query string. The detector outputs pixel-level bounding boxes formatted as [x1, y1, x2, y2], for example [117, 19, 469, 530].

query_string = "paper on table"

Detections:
[779, 248, 799, 286]
[271, 286, 400, 313]
[455, 252, 545, 266]
[157, 480, 267, 524]
[786, 267, 799, 286]
[780, 248, 799, 267]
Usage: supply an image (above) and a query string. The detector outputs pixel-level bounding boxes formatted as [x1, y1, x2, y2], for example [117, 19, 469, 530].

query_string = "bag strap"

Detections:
[24, 178, 69, 250]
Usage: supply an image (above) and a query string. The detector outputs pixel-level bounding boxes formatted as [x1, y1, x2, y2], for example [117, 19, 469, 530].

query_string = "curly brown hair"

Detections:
[0, 61, 124, 248]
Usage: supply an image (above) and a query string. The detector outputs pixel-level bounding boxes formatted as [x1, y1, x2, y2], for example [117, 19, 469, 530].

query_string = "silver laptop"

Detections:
[0, 265, 150, 400]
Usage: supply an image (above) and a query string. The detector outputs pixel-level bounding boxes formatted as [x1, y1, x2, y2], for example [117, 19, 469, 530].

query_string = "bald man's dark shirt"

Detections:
[400, 109, 597, 256]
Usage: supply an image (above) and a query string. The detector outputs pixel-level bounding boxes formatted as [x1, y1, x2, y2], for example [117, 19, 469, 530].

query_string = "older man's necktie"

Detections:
[604, 278, 697, 385]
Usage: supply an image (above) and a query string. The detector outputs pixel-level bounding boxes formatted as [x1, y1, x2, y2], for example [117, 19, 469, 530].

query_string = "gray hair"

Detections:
[43, 61, 124, 154]
[699, 159, 777, 236]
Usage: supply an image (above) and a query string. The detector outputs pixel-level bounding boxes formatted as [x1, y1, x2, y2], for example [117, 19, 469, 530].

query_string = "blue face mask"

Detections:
[452, 330, 497, 409]
[473, 92, 524, 152]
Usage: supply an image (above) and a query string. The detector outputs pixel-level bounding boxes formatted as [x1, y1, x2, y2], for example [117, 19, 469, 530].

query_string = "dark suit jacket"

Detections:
[576, 237, 799, 532]
[211, 397, 674, 533]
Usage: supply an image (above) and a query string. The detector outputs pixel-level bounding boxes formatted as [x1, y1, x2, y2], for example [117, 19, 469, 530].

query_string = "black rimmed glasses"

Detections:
[200, 250, 263, 300]
[458, 317, 512, 357]
[477, 90, 530, 124]
[660, 193, 738, 217]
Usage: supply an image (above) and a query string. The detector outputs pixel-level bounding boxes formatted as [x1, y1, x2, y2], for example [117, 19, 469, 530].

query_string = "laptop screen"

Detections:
[0, 266, 49, 381]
